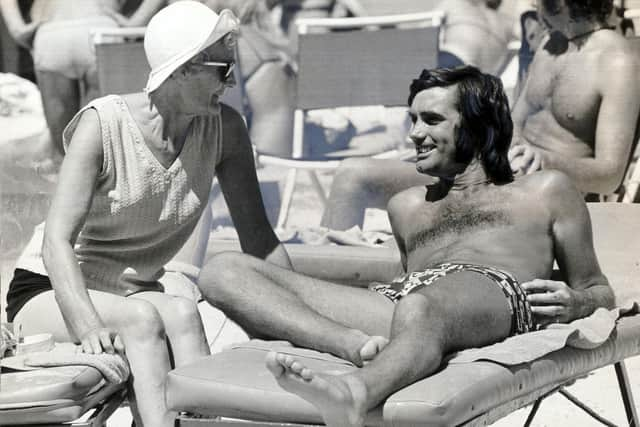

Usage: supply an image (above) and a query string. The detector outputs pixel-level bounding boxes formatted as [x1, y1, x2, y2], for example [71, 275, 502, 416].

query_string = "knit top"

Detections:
[16, 95, 222, 295]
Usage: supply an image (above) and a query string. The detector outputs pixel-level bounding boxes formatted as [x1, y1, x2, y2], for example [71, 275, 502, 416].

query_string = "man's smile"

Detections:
[416, 144, 436, 159]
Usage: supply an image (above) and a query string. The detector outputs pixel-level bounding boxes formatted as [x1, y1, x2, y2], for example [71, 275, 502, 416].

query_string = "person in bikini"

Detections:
[198, 66, 614, 426]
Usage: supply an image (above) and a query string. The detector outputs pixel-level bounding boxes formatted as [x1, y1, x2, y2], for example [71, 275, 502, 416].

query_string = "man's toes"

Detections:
[266, 352, 285, 377]
[360, 336, 389, 361]
[290, 360, 305, 375]
[299, 367, 314, 381]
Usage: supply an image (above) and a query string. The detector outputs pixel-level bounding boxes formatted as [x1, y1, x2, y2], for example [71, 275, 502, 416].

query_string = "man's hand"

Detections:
[522, 279, 579, 326]
[508, 142, 544, 176]
[79, 327, 125, 355]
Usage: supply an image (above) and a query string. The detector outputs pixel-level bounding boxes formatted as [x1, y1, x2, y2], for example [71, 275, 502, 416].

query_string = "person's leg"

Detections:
[132, 291, 210, 366]
[320, 158, 434, 230]
[14, 289, 177, 427]
[200, 252, 394, 365]
[35, 69, 80, 157]
[266, 270, 513, 427]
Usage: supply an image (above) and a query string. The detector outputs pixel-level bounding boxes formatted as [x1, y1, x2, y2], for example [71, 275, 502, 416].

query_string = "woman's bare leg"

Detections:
[35, 69, 80, 161]
[133, 292, 210, 366]
[14, 290, 177, 427]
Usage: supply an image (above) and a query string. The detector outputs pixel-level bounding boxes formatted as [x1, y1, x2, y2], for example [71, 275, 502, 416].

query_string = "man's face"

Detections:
[537, 0, 566, 32]
[408, 86, 467, 179]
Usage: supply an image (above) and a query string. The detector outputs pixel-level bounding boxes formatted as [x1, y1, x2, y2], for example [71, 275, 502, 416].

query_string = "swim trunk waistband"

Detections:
[370, 263, 534, 336]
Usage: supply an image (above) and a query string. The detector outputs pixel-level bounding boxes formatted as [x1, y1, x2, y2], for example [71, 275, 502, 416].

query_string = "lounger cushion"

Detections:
[167, 314, 640, 426]
[0, 365, 122, 425]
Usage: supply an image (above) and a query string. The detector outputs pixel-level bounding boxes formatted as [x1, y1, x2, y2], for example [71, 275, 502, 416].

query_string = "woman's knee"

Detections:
[164, 296, 203, 334]
[118, 299, 165, 340]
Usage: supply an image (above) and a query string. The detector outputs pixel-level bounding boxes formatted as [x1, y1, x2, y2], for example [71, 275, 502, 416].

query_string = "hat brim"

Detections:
[144, 9, 238, 94]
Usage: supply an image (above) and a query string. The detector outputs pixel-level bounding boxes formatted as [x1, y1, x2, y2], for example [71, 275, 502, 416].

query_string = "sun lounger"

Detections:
[167, 202, 640, 426]
[0, 364, 126, 426]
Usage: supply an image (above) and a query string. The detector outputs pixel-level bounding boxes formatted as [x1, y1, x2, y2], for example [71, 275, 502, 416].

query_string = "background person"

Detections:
[0, 0, 165, 174]
[320, 0, 640, 230]
[508, 0, 640, 196]
[4, 2, 290, 426]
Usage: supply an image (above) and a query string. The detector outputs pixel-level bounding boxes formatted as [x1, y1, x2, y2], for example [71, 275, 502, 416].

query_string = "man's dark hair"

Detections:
[542, 0, 613, 23]
[408, 66, 514, 184]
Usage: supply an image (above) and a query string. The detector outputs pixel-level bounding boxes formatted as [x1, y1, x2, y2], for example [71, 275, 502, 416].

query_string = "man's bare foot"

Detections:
[359, 336, 388, 363]
[266, 351, 368, 427]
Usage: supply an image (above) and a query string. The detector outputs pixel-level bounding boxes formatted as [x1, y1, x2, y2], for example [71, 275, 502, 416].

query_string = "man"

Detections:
[509, 0, 640, 195]
[199, 67, 614, 427]
[320, 0, 640, 230]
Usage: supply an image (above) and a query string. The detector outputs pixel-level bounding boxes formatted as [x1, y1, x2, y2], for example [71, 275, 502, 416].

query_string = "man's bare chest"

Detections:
[526, 54, 600, 136]
[401, 195, 514, 253]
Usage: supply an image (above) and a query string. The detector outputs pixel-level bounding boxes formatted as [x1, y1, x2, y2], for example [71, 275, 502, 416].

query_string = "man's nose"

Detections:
[409, 124, 427, 144]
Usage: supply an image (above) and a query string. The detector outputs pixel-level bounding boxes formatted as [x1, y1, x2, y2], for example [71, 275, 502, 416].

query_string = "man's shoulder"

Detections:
[389, 186, 429, 209]
[588, 31, 637, 63]
[514, 170, 577, 198]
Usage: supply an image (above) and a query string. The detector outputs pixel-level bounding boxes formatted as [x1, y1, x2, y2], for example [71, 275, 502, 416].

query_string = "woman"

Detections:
[5, 2, 291, 426]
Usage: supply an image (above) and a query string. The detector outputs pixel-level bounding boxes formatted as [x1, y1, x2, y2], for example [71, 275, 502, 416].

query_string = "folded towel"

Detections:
[24, 343, 130, 384]
[449, 302, 640, 365]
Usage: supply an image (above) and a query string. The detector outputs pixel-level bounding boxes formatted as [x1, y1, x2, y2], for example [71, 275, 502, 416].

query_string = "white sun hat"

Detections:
[143, 1, 239, 93]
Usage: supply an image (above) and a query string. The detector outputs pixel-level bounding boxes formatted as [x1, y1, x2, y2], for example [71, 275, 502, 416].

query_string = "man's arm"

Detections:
[523, 171, 614, 325]
[217, 105, 292, 269]
[538, 49, 640, 195]
[387, 186, 430, 273]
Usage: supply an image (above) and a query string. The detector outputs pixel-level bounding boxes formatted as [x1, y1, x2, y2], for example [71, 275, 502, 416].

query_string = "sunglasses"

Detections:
[195, 60, 235, 82]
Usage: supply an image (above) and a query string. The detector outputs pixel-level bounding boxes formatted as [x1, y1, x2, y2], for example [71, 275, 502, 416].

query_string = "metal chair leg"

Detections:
[615, 361, 639, 427]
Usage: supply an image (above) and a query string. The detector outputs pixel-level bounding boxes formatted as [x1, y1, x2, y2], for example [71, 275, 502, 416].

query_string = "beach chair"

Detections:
[0, 365, 126, 426]
[339, 0, 440, 16]
[254, 12, 443, 229]
[166, 202, 640, 426]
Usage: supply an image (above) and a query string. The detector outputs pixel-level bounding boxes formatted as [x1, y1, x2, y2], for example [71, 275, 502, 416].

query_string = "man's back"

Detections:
[438, 0, 514, 74]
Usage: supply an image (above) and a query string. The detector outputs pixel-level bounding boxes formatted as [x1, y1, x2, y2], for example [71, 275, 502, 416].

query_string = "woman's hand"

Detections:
[522, 279, 579, 327]
[79, 327, 125, 355]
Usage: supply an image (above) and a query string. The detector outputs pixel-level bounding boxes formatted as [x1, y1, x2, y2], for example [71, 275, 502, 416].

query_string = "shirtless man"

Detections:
[0, 0, 164, 170]
[320, 0, 640, 230]
[508, 0, 640, 195]
[199, 66, 614, 427]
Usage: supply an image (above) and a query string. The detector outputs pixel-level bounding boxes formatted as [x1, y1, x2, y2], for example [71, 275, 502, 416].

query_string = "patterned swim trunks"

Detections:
[370, 263, 534, 336]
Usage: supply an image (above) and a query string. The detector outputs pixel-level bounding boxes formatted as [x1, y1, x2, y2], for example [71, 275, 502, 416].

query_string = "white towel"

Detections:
[449, 302, 639, 365]
[24, 343, 130, 384]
